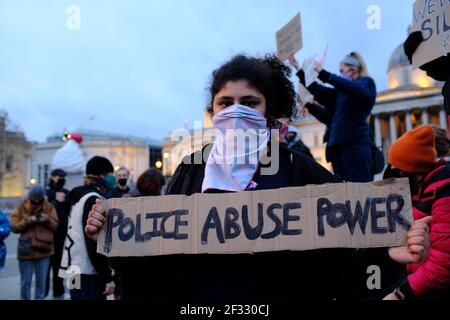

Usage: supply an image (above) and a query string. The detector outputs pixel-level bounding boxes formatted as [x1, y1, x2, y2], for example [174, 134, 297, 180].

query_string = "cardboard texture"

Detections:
[276, 13, 303, 61]
[98, 179, 413, 257]
[412, 0, 450, 68]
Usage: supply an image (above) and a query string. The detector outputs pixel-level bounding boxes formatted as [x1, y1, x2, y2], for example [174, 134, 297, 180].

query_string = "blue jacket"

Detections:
[0, 211, 11, 269]
[308, 70, 376, 147]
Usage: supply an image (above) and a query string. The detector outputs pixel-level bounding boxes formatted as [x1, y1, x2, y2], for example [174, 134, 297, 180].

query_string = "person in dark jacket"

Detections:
[383, 125, 450, 300]
[109, 167, 131, 198]
[403, 32, 449, 121]
[59, 156, 116, 300]
[11, 185, 59, 300]
[292, 52, 377, 182]
[45, 168, 70, 298]
[85, 54, 430, 301]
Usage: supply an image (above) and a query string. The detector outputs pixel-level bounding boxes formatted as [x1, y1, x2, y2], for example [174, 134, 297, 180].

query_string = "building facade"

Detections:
[0, 116, 32, 198]
[31, 129, 161, 189]
[371, 44, 446, 159]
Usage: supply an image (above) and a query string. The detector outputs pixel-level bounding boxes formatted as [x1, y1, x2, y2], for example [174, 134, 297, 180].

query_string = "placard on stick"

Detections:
[97, 179, 413, 258]
[412, 0, 450, 68]
[276, 13, 303, 61]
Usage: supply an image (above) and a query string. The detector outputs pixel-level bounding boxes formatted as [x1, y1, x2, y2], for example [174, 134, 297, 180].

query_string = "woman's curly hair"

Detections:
[207, 54, 298, 120]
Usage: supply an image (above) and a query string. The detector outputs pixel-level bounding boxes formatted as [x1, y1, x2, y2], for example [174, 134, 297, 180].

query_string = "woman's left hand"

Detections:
[389, 216, 432, 264]
[313, 60, 323, 73]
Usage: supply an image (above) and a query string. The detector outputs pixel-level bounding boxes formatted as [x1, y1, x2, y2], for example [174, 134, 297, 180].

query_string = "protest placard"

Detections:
[97, 179, 413, 257]
[276, 13, 303, 61]
[412, 0, 450, 68]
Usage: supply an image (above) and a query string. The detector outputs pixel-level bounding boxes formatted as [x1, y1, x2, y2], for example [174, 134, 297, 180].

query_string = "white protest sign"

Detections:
[276, 13, 303, 61]
[302, 44, 329, 87]
[97, 179, 413, 258]
[412, 0, 450, 68]
[303, 55, 319, 87]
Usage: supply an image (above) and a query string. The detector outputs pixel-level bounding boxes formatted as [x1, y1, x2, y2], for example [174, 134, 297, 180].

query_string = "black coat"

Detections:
[111, 144, 403, 300]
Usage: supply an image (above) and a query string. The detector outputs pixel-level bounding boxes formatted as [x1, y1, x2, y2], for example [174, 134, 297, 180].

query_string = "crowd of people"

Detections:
[1, 30, 450, 301]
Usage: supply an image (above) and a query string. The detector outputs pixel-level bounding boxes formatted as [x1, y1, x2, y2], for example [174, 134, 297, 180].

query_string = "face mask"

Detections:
[340, 70, 353, 81]
[118, 179, 128, 187]
[104, 175, 116, 190]
[56, 178, 66, 190]
[202, 104, 269, 192]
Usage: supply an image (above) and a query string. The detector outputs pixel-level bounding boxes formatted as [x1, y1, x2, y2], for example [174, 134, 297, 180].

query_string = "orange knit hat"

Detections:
[388, 125, 437, 173]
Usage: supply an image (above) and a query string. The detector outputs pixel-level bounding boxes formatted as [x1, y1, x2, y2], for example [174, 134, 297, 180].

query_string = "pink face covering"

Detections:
[202, 104, 269, 192]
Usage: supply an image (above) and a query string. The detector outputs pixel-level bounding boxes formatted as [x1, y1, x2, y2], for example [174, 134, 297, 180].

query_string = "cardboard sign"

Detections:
[412, 0, 450, 68]
[276, 13, 303, 61]
[97, 179, 413, 258]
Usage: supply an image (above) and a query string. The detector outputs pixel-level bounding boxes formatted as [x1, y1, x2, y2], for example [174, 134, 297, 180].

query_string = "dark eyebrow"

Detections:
[240, 95, 261, 100]
[215, 96, 234, 100]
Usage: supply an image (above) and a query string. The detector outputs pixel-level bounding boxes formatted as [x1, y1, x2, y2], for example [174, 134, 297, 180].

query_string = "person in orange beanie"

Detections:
[383, 125, 450, 300]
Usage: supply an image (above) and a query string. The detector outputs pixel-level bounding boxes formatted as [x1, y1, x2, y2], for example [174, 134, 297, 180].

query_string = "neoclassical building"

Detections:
[371, 44, 446, 158]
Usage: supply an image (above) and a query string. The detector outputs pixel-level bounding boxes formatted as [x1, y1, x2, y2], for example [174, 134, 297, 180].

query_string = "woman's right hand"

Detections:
[288, 53, 301, 71]
[85, 199, 106, 242]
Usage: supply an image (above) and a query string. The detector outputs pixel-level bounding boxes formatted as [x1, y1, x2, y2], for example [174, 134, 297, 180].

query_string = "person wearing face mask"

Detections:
[296, 52, 377, 183]
[58, 156, 115, 300]
[84, 54, 430, 301]
[110, 167, 131, 198]
[10, 185, 59, 300]
[403, 32, 449, 125]
[383, 125, 450, 300]
[44, 169, 70, 299]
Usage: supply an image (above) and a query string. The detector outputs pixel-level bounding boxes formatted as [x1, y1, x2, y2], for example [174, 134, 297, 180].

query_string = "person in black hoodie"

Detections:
[45, 169, 70, 298]
[403, 31, 450, 120]
[85, 54, 430, 301]
[59, 156, 116, 300]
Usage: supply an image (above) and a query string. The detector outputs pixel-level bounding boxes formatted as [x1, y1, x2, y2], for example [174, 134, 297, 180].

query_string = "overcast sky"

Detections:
[0, 0, 414, 142]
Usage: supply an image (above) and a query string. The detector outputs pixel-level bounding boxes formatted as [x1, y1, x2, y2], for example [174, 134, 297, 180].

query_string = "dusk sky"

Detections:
[0, 0, 415, 142]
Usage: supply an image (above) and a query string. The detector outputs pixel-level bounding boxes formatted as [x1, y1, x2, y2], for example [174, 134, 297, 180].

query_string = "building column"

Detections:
[440, 109, 448, 130]
[422, 108, 429, 124]
[374, 114, 382, 148]
[389, 113, 397, 143]
[405, 110, 413, 131]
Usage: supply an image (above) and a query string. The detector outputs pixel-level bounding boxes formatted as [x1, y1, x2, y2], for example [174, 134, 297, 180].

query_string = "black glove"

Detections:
[403, 31, 423, 64]
[420, 56, 449, 81]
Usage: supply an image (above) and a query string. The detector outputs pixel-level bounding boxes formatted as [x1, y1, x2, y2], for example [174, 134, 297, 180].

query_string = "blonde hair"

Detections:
[349, 51, 369, 78]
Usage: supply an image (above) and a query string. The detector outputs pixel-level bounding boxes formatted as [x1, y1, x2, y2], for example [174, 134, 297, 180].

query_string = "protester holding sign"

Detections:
[404, 31, 450, 124]
[304, 52, 376, 183]
[384, 125, 450, 300]
[288, 53, 333, 159]
[86, 54, 431, 301]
